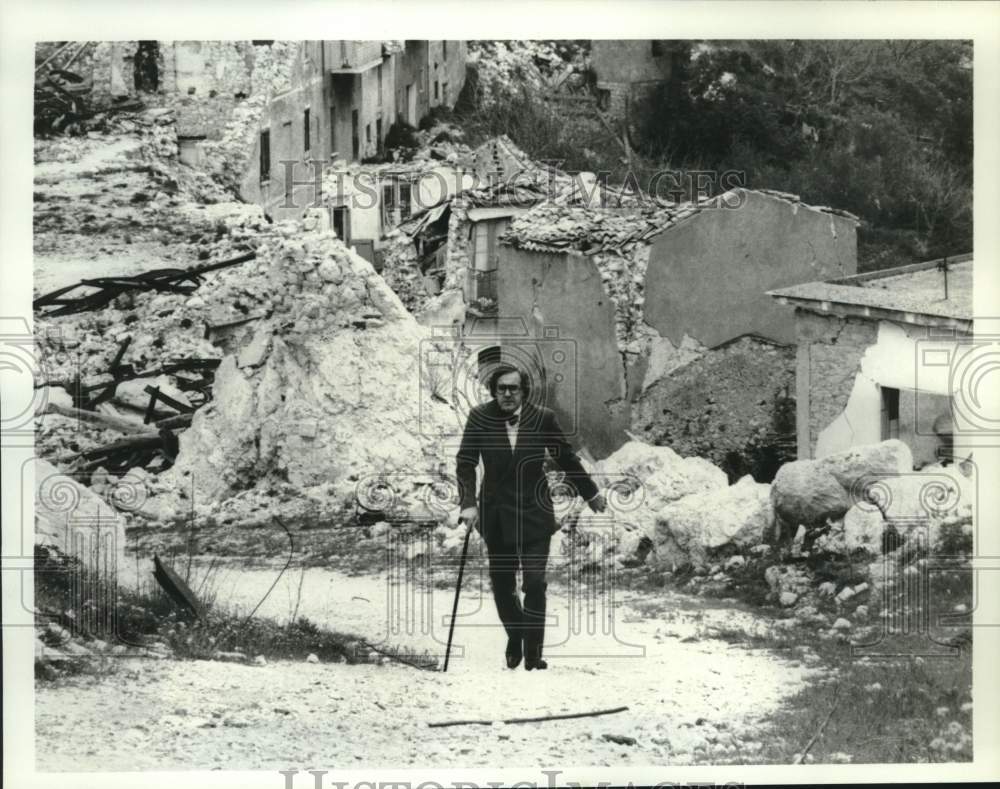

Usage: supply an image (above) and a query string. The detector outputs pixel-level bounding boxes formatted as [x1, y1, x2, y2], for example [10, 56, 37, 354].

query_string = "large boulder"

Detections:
[652, 474, 774, 570]
[816, 439, 913, 496]
[771, 460, 851, 532]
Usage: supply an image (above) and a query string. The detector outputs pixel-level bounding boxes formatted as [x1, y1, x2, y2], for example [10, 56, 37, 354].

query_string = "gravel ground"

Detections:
[37, 562, 824, 771]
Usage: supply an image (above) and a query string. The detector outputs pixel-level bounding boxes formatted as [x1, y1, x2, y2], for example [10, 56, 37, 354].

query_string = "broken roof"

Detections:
[500, 188, 859, 256]
[501, 200, 699, 255]
[397, 135, 645, 234]
[768, 254, 973, 329]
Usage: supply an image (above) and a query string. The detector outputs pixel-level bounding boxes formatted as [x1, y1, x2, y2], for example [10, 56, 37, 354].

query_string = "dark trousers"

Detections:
[487, 536, 551, 661]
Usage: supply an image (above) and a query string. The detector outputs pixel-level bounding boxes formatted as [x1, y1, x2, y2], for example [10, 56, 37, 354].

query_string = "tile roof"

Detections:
[500, 188, 859, 256]
[501, 200, 703, 255]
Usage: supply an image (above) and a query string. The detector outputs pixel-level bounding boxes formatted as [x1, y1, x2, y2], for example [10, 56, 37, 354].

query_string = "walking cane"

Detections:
[443, 517, 475, 672]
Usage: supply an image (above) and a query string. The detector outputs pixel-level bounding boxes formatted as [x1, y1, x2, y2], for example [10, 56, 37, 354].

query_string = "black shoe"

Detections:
[524, 657, 548, 671]
[505, 636, 522, 669]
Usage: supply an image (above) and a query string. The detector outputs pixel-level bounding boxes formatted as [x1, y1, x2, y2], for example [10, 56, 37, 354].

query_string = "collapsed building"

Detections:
[35, 41, 469, 241]
[31, 109, 459, 556]
[768, 254, 974, 466]
[29, 45, 978, 672]
[381, 135, 627, 320]
[386, 181, 859, 472]
[495, 188, 859, 459]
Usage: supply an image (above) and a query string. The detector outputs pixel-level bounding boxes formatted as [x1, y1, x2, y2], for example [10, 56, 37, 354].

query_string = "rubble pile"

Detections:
[770, 439, 913, 537]
[33, 119, 272, 480]
[144, 226, 457, 522]
[632, 336, 797, 481]
[549, 437, 975, 591]
[654, 474, 774, 570]
[32, 98, 468, 537]
[549, 441, 730, 570]
[378, 231, 427, 313]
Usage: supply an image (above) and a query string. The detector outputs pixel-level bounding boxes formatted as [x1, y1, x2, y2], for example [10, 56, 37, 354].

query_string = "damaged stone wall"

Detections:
[442, 201, 473, 294]
[203, 42, 299, 197]
[162, 41, 255, 140]
[590, 244, 650, 356]
[794, 309, 879, 459]
[797, 310, 964, 463]
[378, 232, 426, 312]
[63, 41, 257, 141]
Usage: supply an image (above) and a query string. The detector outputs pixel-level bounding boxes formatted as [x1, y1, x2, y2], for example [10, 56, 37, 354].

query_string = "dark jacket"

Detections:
[456, 400, 599, 548]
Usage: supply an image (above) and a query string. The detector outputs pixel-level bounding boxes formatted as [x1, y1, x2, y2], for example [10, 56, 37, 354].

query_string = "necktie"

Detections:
[506, 414, 519, 427]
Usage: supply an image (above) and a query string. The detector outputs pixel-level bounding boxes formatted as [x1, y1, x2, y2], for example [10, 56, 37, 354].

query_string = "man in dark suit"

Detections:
[456, 363, 606, 671]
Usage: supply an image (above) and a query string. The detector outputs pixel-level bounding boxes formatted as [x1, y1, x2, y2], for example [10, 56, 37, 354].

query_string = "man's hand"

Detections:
[459, 506, 479, 531]
[587, 492, 607, 513]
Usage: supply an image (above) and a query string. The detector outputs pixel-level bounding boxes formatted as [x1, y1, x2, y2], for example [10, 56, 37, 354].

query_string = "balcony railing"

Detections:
[467, 268, 498, 314]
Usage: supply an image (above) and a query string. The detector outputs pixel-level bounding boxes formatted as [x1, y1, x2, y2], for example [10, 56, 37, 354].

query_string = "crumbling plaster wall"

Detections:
[794, 310, 879, 460]
[83, 41, 255, 140]
[442, 203, 473, 293]
[798, 310, 964, 463]
[644, 191, 858, 349]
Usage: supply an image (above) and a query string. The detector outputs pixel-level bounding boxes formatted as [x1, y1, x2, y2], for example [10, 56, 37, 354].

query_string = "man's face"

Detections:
[494, 370, 523, 414]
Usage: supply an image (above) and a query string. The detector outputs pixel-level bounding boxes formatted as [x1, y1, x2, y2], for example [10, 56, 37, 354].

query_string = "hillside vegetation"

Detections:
[452, 40, 973, 271]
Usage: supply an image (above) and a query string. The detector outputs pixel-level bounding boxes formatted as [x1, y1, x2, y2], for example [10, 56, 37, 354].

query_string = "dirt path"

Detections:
[37, 561, 824, 770]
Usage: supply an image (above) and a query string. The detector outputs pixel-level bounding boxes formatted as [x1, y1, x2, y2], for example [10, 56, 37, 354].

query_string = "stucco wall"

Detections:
[498, 248, 627, 457]
[643, 191, 858, 348]
[395, 41, 429, 125]
[427, 40, 466, 108]
[257, 64, 328, 221]
[237, 42, 325, 217]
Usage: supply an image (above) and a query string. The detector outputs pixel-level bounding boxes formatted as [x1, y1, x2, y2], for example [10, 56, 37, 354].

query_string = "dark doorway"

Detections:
[351, 110, 360, 161]
[134, 41, 160, 93]
[330, 205, 349, 243]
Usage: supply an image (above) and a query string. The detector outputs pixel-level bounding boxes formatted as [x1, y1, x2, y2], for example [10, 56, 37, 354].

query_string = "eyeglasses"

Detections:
[496, 384, 521, 394]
